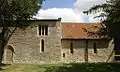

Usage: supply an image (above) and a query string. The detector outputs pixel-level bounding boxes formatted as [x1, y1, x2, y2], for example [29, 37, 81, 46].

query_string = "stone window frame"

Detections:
[37, 25, 48, 36]
[40, 39, 44, 53]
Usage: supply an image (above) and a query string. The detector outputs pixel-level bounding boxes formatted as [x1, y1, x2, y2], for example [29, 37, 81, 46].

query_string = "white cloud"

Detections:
[34, 8, 85, 22]
[33, 0, 107, 22]
[74, 0, 106, 22]
[74, 0, 106, 12]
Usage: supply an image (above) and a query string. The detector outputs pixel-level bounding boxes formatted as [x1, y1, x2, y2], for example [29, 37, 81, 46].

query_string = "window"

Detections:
[39, 25, 48, 36]
[93, 43, 97, 53]
[42, 26, 44, 35]
[63, 53, 65, 58]
[41, 39, 44, 52]
[70, 42, 74, 54]
[39, 26, 41, 35]
[45, 26, 48, 35]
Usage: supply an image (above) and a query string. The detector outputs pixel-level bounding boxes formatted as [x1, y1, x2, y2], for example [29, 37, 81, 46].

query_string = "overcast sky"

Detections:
[33, 0, 106, 22]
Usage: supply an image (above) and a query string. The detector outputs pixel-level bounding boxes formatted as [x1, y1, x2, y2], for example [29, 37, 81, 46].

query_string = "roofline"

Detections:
[3, 18, 62, 22]
[61, 22, 101, 24]
[30, 18, 62, 21]
[61, 38, 111, 40]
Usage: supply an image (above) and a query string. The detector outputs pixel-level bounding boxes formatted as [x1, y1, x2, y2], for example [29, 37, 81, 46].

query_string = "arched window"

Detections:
[41, 39, 44, 52]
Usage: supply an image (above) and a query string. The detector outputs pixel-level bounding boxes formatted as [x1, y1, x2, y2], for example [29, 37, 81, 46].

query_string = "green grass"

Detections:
[1, 63, 120, 72]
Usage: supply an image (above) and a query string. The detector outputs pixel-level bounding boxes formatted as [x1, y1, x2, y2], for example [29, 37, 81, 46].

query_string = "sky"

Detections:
[33, 0, 106, 22]
[42, 0, 75, 9]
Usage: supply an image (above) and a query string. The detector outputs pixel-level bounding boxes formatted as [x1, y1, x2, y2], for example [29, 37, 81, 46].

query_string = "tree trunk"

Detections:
[0, 28, 5, 65]
[114, 38, 120, 60]
[0, 40, 3, 65]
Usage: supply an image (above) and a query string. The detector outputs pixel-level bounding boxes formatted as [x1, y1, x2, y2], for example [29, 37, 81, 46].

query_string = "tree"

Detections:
[0, 0, 44, 64]
[83, 0, 120, 60]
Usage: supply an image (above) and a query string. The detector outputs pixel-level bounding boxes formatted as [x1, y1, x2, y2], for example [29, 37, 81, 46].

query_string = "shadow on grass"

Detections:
[44, 63, 120, 72]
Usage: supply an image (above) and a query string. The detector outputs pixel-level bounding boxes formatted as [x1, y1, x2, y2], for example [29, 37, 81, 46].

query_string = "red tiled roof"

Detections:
[61, 22, 103, 39]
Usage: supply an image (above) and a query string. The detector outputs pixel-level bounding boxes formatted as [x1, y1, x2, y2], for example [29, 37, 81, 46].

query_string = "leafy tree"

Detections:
[83, 0, 120, 60]
[0, 0, 44, 64]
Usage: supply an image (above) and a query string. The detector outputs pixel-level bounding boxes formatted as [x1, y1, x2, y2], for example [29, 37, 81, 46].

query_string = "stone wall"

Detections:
[61, 40, 85, 63]
[61, 39, 114, 63]
[2, 19, 115, 64]
[88, 39, 114, 62]
[3, 20, 62, 64]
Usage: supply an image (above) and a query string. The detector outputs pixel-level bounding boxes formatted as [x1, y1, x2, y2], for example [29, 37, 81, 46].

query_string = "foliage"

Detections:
[0, 0, 42, 27]
[83, 0, 120, 39]
[0, 0, 44, 64]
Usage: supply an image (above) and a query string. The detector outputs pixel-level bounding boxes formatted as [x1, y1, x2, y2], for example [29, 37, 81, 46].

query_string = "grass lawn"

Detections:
[1, 63, 120, 72]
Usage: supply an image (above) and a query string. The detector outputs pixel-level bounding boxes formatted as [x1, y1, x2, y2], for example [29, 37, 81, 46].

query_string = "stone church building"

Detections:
[3, 18, 115, 64]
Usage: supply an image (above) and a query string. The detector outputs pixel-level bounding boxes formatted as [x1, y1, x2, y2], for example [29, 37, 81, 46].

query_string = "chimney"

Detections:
[58, 18, 62, 21]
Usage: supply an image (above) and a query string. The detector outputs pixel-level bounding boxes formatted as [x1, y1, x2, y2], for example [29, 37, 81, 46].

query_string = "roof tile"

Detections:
[61, 22, 102, 39]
